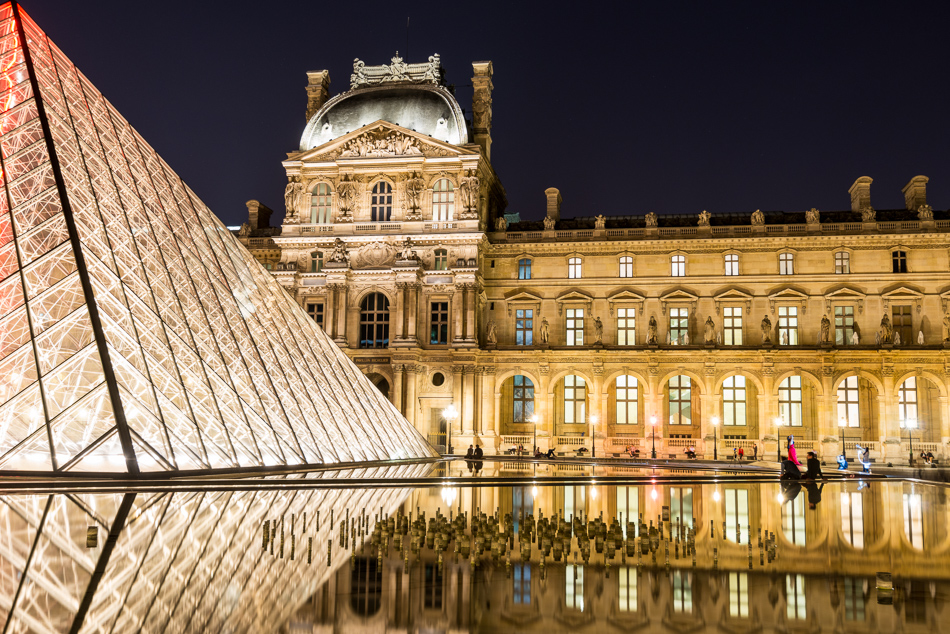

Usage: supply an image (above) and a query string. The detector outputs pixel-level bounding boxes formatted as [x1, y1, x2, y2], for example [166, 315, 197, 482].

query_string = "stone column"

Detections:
[393, 364, 404, 414]
[407, 284, 419, 342]
[453, 285, 465, 344]
[820, 369, 839, 459]
[465, 284, 476, 341]
[480, 367, 495, 440]
[699, 393, 717, 457]
[939, 394, 950, 460]
[405, 366, 418, 431]
[463, 366, 476, 435]
[394, 282, 406, 341]
[591, 372, 604, 455]
[325, 284, 336, 338]
[881, 369, 900, 462]
[335, 284, 348, 346]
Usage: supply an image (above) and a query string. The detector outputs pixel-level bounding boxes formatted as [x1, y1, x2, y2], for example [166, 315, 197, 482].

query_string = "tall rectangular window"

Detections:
[723, 376, 746, 426]
[729, 572, 749, 618]
[617, 308, 636, 345]
[518, 258, 532, 280]
[516, 309, 533, 346]
[671, 255, 686, 277]
[513, 564, 531, 605]
[782, 492, 807, 546]
[835, 305, 855, 345]
[724, 488, 749, 544]
[672, 571, 692, 613]
[723, 307, 742, 345]
[424, 563, 443, 609]
[619, 567, 637, 612]
[786, 575, 806, 620]
[568, 257, 582, 279]
[892, 250, 908, 273]
[512, 376, 534, 424]
[566, 308, 584, 346]
[433, 249, 448, 270]
[616, 375, 637, 425]
[306, 302, 324, 328]
[844, 578, 866, 621]
[430, 302, 448, 344]
[778, 306, 798, 345]
[724, 253, 739, 276]
[841, 491, 864, 548]
[892, 305, 912, 344]
[669, 307, 688, 344]
[837, 375, 860, 428]
[670, 487, 693, 527]
[835, 251, 850, 274]
[310, 251, 323, 272]
[668, 376, 691, 425]
[564, 376, 586, 424]
[780, 252, 794, 275]
[565, 565, 584, 611]
[616, 487, 639, 537]
[619, 256, 633, 278]
[778, 376, 803, 426]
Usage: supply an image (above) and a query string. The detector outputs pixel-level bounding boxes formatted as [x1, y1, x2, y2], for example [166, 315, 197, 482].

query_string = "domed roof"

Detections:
[300, 56, 469, 151]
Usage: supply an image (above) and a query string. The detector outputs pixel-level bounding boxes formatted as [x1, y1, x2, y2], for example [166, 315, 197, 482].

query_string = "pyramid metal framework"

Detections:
[0, 2, 436, 474]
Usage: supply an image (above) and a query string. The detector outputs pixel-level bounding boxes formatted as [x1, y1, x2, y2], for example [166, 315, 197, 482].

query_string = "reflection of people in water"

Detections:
[787, 435, 801, 465]
[781, 455, 802, 479]
[804, 481, 825, 509]
[781, 480, 802, 502]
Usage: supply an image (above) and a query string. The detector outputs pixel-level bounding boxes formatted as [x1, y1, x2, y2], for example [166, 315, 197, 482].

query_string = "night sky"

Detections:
[27, 1, 950, 226]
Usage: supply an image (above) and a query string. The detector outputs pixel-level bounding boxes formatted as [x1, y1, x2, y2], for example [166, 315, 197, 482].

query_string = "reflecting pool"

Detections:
[1, 468, 948, 632]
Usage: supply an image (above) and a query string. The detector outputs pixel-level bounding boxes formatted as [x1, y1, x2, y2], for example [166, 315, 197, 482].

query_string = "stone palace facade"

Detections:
[236, 54, 950, 463]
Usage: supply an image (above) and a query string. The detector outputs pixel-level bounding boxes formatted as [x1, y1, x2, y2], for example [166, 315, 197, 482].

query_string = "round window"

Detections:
[432, 372, 445, 387]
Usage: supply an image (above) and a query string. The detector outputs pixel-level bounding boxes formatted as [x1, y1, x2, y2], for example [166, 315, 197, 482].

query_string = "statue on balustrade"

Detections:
[647, 315, 659, 345]
[594, 317, 604, 343]
[761, 315, 772, 344]
[751, 209, 765, 226]
[495, 216, 507, 232]
[486, 319, 497, 345]
[704, 316, 716, 343]
[328, 238, 350, 265]
[820, 315, 831, 343]
[645, 212, 658, 227]
[539, 317, 550, 343]
[879, 312, 893, 344]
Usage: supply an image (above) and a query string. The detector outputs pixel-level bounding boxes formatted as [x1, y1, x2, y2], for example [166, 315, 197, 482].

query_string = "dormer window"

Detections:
[433, 249, 448, 270]
[371, 181, 392, 222]
[310, 183, 332, 224]
[432, 179, 454, 221]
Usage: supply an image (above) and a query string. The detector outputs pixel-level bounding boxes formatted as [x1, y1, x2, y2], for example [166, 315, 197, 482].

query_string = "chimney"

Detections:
[471, 61, 493, 160]
[902, 175, 929, 210]
[246, 200, 274, 230]
[848, 176, 873, 212]
[305, 70, 331, 122]
[545, 188, 562, 221]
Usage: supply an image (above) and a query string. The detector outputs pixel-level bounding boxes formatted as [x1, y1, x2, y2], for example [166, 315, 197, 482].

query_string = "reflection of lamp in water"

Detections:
[651, 487, 658, 501]
[650, 415, 658, 459]
[591, 485, 598, 500]
[532, 483, 539, 498]
[443, 404, 459, 455]
[440, 486, 457, 508]
[590, 414, 599, 458]
[713, 489, 721, 502]
[711, 416, 719, 460]
[776, 492, 785, 504]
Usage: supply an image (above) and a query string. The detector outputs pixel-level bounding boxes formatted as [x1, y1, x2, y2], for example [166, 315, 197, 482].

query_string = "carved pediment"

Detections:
[659, 289, 699, 315]
[300, 120, 473, 162]
[555, 288, 593, 316]
[713, 288, 754, 315]
[504, 288, 544, 317]
[606, 289, 646, 316]
[823, 286, 867, 314]
[768, 287, 809, 315]
[882, 285, 924, 314]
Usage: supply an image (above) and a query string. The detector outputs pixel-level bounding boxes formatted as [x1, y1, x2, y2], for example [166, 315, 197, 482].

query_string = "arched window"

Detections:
[837, 376, 860, 427]
[616, 375, 637, 425]
[778, 376, 803, 427]
[310, 251, 323, 273]
[432, 178, 454, 221]
[310, 183, 332, 224]
[371, 181, 392, 222]
[668, 375, 691, 425]
[722, 376, 746, 426]
[433, 248, 448, 270]
[512, 375, 534, 423]
[898, 377, 918, 427]
[359, 293, 389, 348]
[564, 375, 586, 424]
[619, 256, 633, 278]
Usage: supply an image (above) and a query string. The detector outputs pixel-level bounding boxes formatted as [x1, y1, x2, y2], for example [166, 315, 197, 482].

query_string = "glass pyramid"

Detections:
[0, 3, 436, 474]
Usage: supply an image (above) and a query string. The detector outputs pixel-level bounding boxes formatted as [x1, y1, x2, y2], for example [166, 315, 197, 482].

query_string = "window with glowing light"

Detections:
[568, 257, 582, 279]
[566, 565, 584, 611]
[669, 307, 688, 344]
[432, 178, 455, 221]
[898, 378, 918, 427]
[778, 306, 798, 345]
[786, 575, 806, 620]
[729, 572, 749, 618]
[835, 251, 850, 274]
[615, 375, 638, 425]
[722, 376, 746, 426]
[672, 571, 692, 613]
[617, 308, 636, 345]
[781, 492, 807, 546]
[780, 252, 795, 275]
[724, 253, 739, 276]
[564, 375, 586, 424]
[837, 376, 860, 428]
[778, 376, 803, 427]
[616, 487, 639, 538]
[566, 308, 584, 346]
[619, 256, 633, 278]
[619, 567, 637, 612]
[835, 305, 855, 345]
[310, 183, 332, 224]
[671, 254, 686, 277]
[723, 306, 742, 345]
[668, 375, 691, 425]
[724, 487, 748, 544]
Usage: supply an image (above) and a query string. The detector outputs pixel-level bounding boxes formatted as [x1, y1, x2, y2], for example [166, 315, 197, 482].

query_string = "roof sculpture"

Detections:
[0, 2, 436, 475]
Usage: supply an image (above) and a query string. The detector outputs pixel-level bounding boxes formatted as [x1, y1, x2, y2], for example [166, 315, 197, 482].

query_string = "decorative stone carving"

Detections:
[349, 54, 443, 89]
[404, 173, 425, 219]
[647, 315, 659, 345]
[540, 318, 550, 343]
[704, 316, 715, 343]
[459, 172, 480, 219]
[494, 216, 507, 232]
[237, 222, 251, 238]
[918, 204, 934, 220]
[645, 212, 658, 228]
[340, 129, 424, 158]
[820, 314, 830, 343]
[398, 237, 419, 262]
[486, 319, 497, 345]
[751, 209, 764, 226]
[918, 330, 925, 345]
[352, 241, 397, 268]
[593, 317, 604, 344]
[761, 315, 772, 344]
[879, 312, 892, 344]
[944, 314, 950, 342]
[327, 238, 349, 265]
[805, 208, 820, 224]
[698, 210, 711, 227]
[543, 216, 555, 231]
[284, 178, 304, 219]
[861, 206, 876, 223]
[336, 175, 358, 222]
[594, 215, 606, 229]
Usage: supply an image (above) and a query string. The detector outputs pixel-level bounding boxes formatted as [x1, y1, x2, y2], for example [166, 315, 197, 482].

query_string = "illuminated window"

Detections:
[669, 307, 688, 344]
[892, 305, 912, 343]
[778, 306, 798, 345]
[835, 251, 850, 274]
[513, 486, 534, 533]
[516, 309, 533, 345]
[564, 485, 586, 520]
[568, 257, 582, 279]
[564, 375, 586, 424]
[837, 376, 860, 428]
[616, 487, 639, 537]
[670, 487, 693, 527]
[724, 487, 749, 544]
[723, 376, 746, 426]
[566, 565, 584, 611]
[892, 250, 907, 273]
[616, 375, 637, 425]
[786, 575, 806, 620]
[841, 491, 864, 548]
[619, 256, 633, 278]
[310, 250, 323, 272]
[903, 492, 923, 548]
[899, 378, 918, 427]
[835, 306, 854, 345]
[672, 571, 692, 613]
[518, 258, 532, 280]
[512, 375, 534, 423]
[432, 178, 454, 221]
[617, 308, 636, 345]
[513, 565, 531, 605]
[433, 249, 448, 270]
[729, 572, 749, 617]
[780, 252, 794, 275]
[782, 492, 806, 546]
[359, 293, 389, 348]
[723, 307, 742, 345]
[430, 302, 448, 345]
[371, 181, 392, 222]
[668, 375, 691, 425]
[671, 254, 686, 277]
[310, 183, 332, 224]
[844, 578, 866, 621]
[725, 253, 739, 276]
[778, 376, 803, 427]
[566, 308, 584, 346]
[619, 567, 637, 612]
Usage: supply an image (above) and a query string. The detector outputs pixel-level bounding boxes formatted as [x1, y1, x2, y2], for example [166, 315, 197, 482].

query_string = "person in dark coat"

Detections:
[465, 445, 474, 459]
[803, 481, 825, 509]
[802, 451, 823, 479]
[473, 445, 483, 459]
[780, 455, 802, 480]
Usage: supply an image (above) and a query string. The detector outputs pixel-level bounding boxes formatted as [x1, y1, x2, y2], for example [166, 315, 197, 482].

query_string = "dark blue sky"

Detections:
[28, 1, 950, 226]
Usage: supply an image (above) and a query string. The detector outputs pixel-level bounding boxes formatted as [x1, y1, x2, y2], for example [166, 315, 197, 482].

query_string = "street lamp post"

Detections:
[650, 415, 658, 459]
[529, 413, 539, 455]
[443, 404, 459, 455]
[590, 414, 599, 458]
[711, 416, 719, 460]
[905, 418, 917, 466]
[838, 416, 847, 461]
[774, 417, 784, 462]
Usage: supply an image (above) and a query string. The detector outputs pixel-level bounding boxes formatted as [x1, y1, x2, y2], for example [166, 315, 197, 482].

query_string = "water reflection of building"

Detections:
[286, 481, 950, 632]
[242, 53, 950, 465]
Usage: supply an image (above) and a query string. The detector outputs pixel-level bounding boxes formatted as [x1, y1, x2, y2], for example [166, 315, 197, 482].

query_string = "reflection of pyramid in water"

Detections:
[0, 3, 436, 473]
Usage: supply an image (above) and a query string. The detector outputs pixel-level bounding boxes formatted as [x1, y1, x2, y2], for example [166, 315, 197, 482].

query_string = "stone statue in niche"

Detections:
[647, 315, 659, 345]
[328, 238, 349, 265]
[944, 313, 950, 342]
[540, 318, 550, 343]
[543, 216, 555, 231]
[404, 173, 425, 217]
[284, 179, 303, 216]
[751, 209, 765, 226]
[704, 316, 716, 343]
[486, 319, 497, 345]
[879, 312, 892, 344]
[594, 215, 606, 229]
[645, 212, 658, 227]
[805, 208, 820, 224]
[336, 175, 359, 222]
[918, 204, 934, 220]
[594, 317, 604, 343]
[861, 206, 876, 223]
[494, 216, 507, 232]
[698, 210, 711, 227]
[761, 315, 772, 344]
[820, 315, 831, 343]
[459, 172, 480, 218]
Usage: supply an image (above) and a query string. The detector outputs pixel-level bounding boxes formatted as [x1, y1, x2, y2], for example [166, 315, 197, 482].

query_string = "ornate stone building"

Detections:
[238, 54, 950, 463]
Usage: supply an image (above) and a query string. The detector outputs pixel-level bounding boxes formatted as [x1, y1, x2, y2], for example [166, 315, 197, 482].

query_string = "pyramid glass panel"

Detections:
[0, 3, 436, 474]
